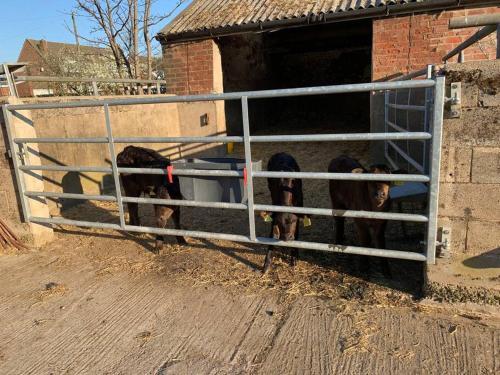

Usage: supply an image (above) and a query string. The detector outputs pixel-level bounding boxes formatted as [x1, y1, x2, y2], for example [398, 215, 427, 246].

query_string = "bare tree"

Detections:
[70, 0, 187, 80]
[143, 0, 152, 79]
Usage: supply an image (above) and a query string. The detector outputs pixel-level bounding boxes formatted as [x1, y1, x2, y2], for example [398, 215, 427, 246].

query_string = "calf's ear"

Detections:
[351, 168, 364, 174]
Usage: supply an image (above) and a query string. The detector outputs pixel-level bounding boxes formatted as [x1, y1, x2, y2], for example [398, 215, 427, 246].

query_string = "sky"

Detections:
[0, 0, 191, 62]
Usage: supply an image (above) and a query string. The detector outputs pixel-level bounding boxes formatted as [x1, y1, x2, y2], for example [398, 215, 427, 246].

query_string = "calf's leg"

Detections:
[263, 247, 274, 274]
[289, 225, 299, 267]
[121, 177, 140, 226]
[263, 225, 276, 273]
[171, 206, 186, 245]
[154, 205, 174, 253]
[126, 203, 140, 226]
[334, 217, 345, 244]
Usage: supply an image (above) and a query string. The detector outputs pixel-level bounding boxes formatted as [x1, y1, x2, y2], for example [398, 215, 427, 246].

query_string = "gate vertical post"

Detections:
[241, 96, 256, 241]
[103, 104, 126, 229]
[2, 106, 29, 221]
[426, 76, 445, 264]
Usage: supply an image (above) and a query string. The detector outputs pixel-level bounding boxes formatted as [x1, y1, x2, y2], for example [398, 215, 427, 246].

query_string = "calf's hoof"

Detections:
[154, 241, 163, 254]
[262, 259, 273, 274]
[289, 256, 298, 267]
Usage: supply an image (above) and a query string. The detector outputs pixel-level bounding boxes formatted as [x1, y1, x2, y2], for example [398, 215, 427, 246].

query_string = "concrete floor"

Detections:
[0, 229, 498, 375]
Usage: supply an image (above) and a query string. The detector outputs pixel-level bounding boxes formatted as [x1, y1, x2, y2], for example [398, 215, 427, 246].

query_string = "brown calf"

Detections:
[328, 155, 392, 277]
[262, 152, 304, 273]
[117, 146, 186, 252]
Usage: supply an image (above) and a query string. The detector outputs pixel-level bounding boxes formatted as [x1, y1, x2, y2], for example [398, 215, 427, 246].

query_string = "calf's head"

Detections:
[367, 165, 391, 208]
[272, 212, 299, 241]
[116, 146, 136, 166]
[274, 178, 299, 241]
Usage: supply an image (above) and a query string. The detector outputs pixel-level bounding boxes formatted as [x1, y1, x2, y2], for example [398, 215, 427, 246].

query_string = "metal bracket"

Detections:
[437, 226, 452, 258]
[447, 82, 462, 118]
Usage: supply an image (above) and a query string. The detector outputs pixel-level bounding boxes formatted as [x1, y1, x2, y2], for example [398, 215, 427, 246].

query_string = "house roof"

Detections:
[158, 0, 449, 41]
[25, 39, 112, 59]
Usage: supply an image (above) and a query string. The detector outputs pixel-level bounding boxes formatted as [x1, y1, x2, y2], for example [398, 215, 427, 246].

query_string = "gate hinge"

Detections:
[446, 82, 461, 118]
[436, 226, 452, 258]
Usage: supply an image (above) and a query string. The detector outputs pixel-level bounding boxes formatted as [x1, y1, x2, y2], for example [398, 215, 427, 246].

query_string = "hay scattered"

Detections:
[35, 282, 68, 301]
[46, 136, 425, 307]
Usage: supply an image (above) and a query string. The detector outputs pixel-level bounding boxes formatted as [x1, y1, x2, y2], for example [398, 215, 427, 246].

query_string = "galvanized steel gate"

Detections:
[2, 77, 445, 264]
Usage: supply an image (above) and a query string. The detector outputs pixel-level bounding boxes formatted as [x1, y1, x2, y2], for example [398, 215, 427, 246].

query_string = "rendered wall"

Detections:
[2, 95, 227, 216]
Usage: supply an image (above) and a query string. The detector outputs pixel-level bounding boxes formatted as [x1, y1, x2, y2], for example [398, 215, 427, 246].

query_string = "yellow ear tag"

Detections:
[303, 216, 312, 227]
[264, 214, 273, 223]
[393, 181, 405, 186]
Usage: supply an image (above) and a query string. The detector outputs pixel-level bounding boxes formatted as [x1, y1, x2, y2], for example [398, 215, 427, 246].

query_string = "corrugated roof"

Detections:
[159, 0, 432, 38]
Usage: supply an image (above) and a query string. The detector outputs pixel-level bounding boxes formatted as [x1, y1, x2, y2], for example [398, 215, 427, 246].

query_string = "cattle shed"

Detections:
[158, 0, 499, 136]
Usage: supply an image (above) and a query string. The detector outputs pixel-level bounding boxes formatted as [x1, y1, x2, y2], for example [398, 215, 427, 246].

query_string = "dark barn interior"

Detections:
[218, 19, 372, 135]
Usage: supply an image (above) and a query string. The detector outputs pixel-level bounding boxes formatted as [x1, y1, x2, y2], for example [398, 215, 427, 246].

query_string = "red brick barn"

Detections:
[156, 0, 499, 136]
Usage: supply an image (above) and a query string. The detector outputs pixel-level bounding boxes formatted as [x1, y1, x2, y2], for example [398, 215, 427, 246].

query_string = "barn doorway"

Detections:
[218, 19, 372, 135]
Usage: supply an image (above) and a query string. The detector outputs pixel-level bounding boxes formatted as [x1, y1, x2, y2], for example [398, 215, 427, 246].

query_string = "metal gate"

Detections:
[2, 77, 445, 264]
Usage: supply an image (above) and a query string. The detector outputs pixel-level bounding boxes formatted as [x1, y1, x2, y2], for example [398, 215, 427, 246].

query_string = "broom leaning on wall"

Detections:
[0, 218, 30, 251]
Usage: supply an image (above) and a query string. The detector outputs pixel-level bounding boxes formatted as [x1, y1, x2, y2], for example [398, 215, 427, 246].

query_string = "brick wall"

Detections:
[373, 6, 500, 80]
[163, 39, 215, 95]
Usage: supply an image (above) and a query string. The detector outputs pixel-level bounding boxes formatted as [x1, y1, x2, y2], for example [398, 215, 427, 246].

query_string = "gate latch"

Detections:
[436, 226, 452, 258]
[446, 82, 461, 118]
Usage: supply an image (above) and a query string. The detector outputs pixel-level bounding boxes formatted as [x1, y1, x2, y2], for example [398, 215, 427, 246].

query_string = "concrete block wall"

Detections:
[438, 61, 500, 257]
[372, 6, 500, 80]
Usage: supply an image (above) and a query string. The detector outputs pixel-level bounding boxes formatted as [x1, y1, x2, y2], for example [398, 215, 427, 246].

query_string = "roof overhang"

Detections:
[157, 0, 499, 45]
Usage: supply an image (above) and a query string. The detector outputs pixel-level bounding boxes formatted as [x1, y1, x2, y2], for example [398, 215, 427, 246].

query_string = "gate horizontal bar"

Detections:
[250, 132, 431, 142]
[6, 80, 436, 111]
[24, 191, 247, 210]
[31, 216, 122, 230]
[122, 197, 247, 210]
[14, 137, 109, 144]
[24, 191, 117, 202]
[19, 164, 243, 177]
[113, 136, 243, 143]
[254, 171, 430, 182]
[20, 164, 429, 182]
[255, 237, 426, 261]
[21, 191, 428, 221]
[28, 216, 427, 262]
[20, 165, 112, 173]
[14, 132, 432, 145]
[385, 103, 426, 111]
[253, 204, 428, 222]
[119, 167, 243, 177]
